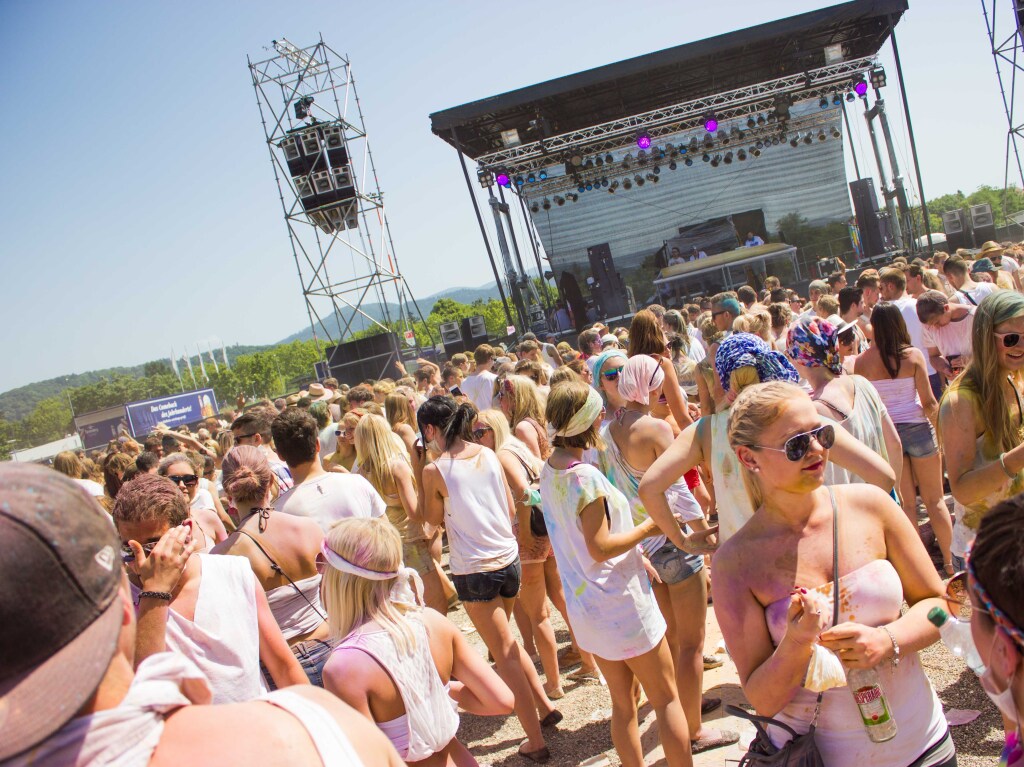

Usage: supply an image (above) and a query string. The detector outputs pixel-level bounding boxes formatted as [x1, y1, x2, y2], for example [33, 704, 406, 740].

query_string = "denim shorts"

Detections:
[896, 421, 938, 459]
[951, 554, 967, 573]
[648, 541, 704, 586]
[262, 636, 338, 689]
[452, 559, 522, 603]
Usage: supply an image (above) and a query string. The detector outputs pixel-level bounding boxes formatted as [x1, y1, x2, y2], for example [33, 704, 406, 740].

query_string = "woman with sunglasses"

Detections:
[321, 517, 513, 766]
[589, 347, 629, 425]
[714, 381, 953, 767]
[416, 395, 560, 762]
[158, 452, 227, 550]
[598, 354, 734, 755]
[473, 408, 600, 700]
[856, 303, 953, 574]
[325, 409, 363, 473]
[939, 290, 1024, 575]
[212, 445, 335, 686]
[949, 494, 1024, 765]
[640, 334, 895, 543]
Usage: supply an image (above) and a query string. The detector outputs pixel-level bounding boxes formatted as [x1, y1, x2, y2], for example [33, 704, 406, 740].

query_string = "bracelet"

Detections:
[138, 591, 173, 602]
[881, 625, 900, 668]
[999, 452, 1016, 479]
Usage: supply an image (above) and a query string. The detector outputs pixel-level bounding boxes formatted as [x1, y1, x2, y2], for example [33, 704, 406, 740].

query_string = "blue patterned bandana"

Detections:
[715, 333, 800, 392]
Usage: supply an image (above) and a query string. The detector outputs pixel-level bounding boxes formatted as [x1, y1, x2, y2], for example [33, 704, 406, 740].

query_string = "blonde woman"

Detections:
[326, 409, 363, 472]
[385, 391, 420, 459]
[354, 414, 446, 614]
[474, 408, 600, 698]
[321, 518, 513, 766]
[732, 305, 772, 343]
[499, 375, 551, 460]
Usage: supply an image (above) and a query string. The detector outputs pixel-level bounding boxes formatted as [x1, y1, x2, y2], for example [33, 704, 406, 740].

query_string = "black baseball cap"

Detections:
[0, 464, 124, 761]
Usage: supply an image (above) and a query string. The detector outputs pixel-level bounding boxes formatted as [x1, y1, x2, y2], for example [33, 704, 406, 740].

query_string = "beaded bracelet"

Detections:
[138, 591, 173, 602]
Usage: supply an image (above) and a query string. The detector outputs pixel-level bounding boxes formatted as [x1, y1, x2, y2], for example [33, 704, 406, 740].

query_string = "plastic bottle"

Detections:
[846, 666, 898, 742]
[928, 607, 986, 674]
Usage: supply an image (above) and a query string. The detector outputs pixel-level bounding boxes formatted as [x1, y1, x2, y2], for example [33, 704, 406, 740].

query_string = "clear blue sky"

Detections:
[0, 0, 1008, 392]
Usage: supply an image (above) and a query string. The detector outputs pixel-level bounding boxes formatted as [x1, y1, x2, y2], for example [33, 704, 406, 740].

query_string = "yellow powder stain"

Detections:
[575, 583, 588, 596]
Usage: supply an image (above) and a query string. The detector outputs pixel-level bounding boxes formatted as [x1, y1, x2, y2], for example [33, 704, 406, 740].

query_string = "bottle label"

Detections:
[853, 685, 892, 726]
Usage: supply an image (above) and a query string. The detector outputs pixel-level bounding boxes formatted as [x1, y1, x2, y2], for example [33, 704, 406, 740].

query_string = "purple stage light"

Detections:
[704, 117, 718, 133]
[636, 133, 652, 150]
[496, 173, 510, 187]
[855, 81, 868, 96]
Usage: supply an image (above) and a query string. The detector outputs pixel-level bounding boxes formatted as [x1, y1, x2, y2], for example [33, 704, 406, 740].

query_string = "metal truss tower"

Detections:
[248, 37, 425, 353]
[981, 1, 1024, 193]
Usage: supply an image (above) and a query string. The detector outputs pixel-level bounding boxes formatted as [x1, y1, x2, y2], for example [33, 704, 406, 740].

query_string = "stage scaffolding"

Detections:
[981, 1, 1024, 195]
[248, 37, 427, 354]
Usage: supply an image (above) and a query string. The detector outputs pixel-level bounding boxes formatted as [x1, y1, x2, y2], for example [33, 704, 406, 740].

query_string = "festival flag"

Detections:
[221, 343, 230, 370]
[184, 353, 197, 388]
[197, 345, 208, 381]
[206, 341, 220, 374]
[169, 347, 181, 382]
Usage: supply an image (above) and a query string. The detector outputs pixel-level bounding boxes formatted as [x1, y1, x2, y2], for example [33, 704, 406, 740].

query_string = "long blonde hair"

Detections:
[321, 518, 417, 655]
[385, 391, 416, 430]
[727, 381, 806, 509]
[354, 414, 409, 499]
[475, 408, 513, 450]
[502, 375, 546, 428]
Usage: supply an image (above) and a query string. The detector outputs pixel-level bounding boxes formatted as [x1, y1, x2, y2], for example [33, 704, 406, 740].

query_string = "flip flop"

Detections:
[540, 709, 563, 728]
[691, 730, 740, 754]
[703, 654, 724, 670]
[518, 740, 551, 764]
[701, 697, 722, 715]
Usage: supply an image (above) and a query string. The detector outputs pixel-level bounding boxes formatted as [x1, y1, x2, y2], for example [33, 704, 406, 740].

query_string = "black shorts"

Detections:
[452, 559, 522, 603]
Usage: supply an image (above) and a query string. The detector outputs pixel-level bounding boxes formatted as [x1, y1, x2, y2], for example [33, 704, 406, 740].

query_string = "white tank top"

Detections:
[708, 412, 757, 542]
[262, 689, 367, 765]
[132, 554, 263, 704]
[336, 618, 459, 761]
[434, 448, 518, 575]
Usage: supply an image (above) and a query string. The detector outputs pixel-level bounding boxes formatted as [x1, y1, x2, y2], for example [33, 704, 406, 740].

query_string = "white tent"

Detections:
[9, 434, 83, 463]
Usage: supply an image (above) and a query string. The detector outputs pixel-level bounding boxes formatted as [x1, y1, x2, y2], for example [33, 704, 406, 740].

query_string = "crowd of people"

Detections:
[5, 239, 1024, 767]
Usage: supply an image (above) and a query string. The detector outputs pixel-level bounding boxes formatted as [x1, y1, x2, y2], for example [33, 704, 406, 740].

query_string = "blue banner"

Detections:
[125, 389, 218, 437]
[75, 406, 130, 450]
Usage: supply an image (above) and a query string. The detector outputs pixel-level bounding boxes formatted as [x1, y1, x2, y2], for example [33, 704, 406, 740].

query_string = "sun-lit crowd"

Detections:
[5, 240, 1024, 767]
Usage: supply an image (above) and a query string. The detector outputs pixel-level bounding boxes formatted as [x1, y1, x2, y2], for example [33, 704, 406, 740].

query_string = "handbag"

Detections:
[510, 449, 548, 538]
[724, 488, 840, 767]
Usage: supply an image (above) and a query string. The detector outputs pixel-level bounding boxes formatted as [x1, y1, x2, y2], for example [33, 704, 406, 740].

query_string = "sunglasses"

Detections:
[711, 310, 729, 318]
[120, 541, 157, 564]
[168, 474, 199, 487]
[753, 423, 835, 462]
[995, 331, 1024, 349]
[601, 368, 622, 381]
[472, 426, 492, 440]
[335, 429, 352, 438]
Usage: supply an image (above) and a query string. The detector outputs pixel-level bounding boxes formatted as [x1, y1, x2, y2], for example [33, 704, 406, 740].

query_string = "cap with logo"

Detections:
[0, 463, 124, 761]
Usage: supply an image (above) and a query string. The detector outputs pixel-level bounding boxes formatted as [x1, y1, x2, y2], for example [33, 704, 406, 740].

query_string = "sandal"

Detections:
[544, 686, 565, 700]
[568, 667, 601, 682]
[701, 697, 722, 715]
[691, 729, 740, 754]
[518, 740, 551, 764]
[540, 709, 563, 728]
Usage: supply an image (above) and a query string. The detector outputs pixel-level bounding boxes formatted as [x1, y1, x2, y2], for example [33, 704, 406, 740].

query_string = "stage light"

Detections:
[688, 137, 699, 152]
[601, 178, 609, 187]
[755, 140, 764, 149]
[623, 178, 632, 190]
[757, 114, 766, 126]
[847, 92, 856, 102]
[585, 182, 593, 191]
[530, 202, 540, 213]
[650, 174, 660, 183]
[609, 180, 619, 191]
[477, 169, 494, 187]
[596, 155, 604, 167]
[869, 67, 886, 89]
[723, 151, 733, 164]
[703, 135, 714, 150]
[515, 175, 525, 186]
[655, 146, 666, 159]
[652, 165, 661, 175]
[803, 133, 813, 145]
[747, 117, 756, 129]
[294, 95, 315, 120]
[623, 153, 633, 168]
[637, 150, 648, 165]
[539, 170, 548, 180]
[751, 146, 761, 157]
[542, 198, 551, 210]
[636, 131, 652, 149]
[832, 93, 843, 106]
[710, 156, 720, 168]
[496, 172, 511, 187]
[702, 153, 710, 162]
[831, 126, 841, 138]
[817, 130, 826, 141]
[578, 184, 585, 193]
[856, 78, 869, 96]
[772, 136, 781, 146]
[685, 157, 693, 166]
[584, 159, 594, 169]
[571, 154, 583, 167]
[819, 97, 829, 109]
[669, 161, 677, 170]
[668, 145, 678, 158]
[737, 149, 747, 161]
[605, 153, 614, 164]
[717, 129, 729, 145]
[567, 192, 578, 202]
[527, 172, 536, 183]
[554, 195, 565, 206]
[790, 135, 800, 147]
[704, 112, 718, 132]
[737, 129, 745, 140]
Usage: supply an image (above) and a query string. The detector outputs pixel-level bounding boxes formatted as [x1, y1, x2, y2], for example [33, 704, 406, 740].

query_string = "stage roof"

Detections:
[430, 0, 907, 159]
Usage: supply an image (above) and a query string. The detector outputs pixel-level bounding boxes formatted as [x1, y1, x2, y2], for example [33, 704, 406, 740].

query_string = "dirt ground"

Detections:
[450, 598, 1004, 767]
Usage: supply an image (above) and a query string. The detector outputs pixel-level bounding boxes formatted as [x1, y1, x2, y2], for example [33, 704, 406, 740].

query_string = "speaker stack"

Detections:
[969, 204, 997, 246]
[848, 178, 891, 258]
[278, 121, 358, 236]
[586, 243, 629, 318]
[439, 322, 464, 357]
[941, 209, 968, 252]
[324, 333, 402, 387]
[460, 315, 488, 351]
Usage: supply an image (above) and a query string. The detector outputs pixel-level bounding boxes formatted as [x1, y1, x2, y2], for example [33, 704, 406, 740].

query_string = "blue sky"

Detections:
[0, 0, 1009, 393]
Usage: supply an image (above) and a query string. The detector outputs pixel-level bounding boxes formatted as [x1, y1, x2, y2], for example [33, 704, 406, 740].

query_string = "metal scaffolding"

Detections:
[247, 37, 427, 354]
[981, 0, 1024, 194]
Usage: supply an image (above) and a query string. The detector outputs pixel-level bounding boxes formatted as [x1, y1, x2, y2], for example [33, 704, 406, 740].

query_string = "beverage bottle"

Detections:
[928, 607, 986, 674]
[846, 666, 898, 742]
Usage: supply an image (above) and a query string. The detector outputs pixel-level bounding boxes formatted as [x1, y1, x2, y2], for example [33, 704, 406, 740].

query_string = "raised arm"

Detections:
[638, 419, 706, 549]
[828, 421, 896, 491]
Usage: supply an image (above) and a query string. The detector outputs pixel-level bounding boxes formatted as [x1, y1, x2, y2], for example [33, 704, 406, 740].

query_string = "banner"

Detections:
[74, 406, 130, 450]
[125, 388, 218, 437]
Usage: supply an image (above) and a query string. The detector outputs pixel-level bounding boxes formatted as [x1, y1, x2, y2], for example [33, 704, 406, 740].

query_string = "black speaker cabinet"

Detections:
[942, 209, 967, 252]
[849, 178, 887, 258]
[460, 315, 487, 350]
[325, 333, 403, 387]
[439, 321, 465, 356]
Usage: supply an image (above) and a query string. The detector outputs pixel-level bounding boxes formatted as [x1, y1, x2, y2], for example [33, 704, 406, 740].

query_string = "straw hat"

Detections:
[978, 241, 1004, 258]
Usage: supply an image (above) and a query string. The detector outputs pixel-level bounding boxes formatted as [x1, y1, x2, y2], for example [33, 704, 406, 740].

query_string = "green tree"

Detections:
[20, 396, 73, 445]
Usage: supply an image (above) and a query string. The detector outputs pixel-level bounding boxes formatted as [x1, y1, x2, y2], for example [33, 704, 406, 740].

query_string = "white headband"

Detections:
[548, 386, 604, 439]
[321, 541, 424, 609]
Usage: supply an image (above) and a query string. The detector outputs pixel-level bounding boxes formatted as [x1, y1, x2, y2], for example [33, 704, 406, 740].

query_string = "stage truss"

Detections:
[981, 0, 1024, 194]
[248, 37, 426, 352]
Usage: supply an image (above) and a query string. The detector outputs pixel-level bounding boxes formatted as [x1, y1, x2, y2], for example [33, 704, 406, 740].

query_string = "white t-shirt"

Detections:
[460, 370, 497, 412]
[319, 422, 338, 457]
[73, 478, 105, 497]
[893, 295, 935, 376]
[1000, 255, 1020, 274]
[921, 307, 975, 363]
[191, 488, 216, 511]
[745, 236, 764, 247]
[276, 472, 386, 532]
[537, 461, 666, 661]
[951, 281, 998, 307]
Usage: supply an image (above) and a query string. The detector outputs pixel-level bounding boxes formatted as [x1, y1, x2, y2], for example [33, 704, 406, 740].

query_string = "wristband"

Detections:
[881, 625, 900, 668]
[1000, 452, 1016, 479]
[138, 591, 173, 602]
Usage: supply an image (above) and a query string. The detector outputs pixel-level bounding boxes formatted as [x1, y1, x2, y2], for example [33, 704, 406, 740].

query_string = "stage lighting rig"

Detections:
[294, 95, 315, 120]
[636, 131, 652, 149]
[477, 168, 494, 188]
[496, 171, 511, 187]
[855, 77, 869, 96]
[704, 112, 718, 132]
[869, 66, 886, 90]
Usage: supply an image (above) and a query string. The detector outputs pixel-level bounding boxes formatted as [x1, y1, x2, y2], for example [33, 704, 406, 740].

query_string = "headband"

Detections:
[715, 332, 800, 392]
[786, 317, 842, 375]
[549, 387, 604, 439]
[321, 540, 425, 609]
[617, 354, 664, 405]
[587, 349, 628, 391]
[967, 555, 1024, 651]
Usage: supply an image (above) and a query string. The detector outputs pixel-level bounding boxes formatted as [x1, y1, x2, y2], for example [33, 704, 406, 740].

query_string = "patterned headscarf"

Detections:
[786, 316, 842, 375]
[715, 332, 800, 392]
